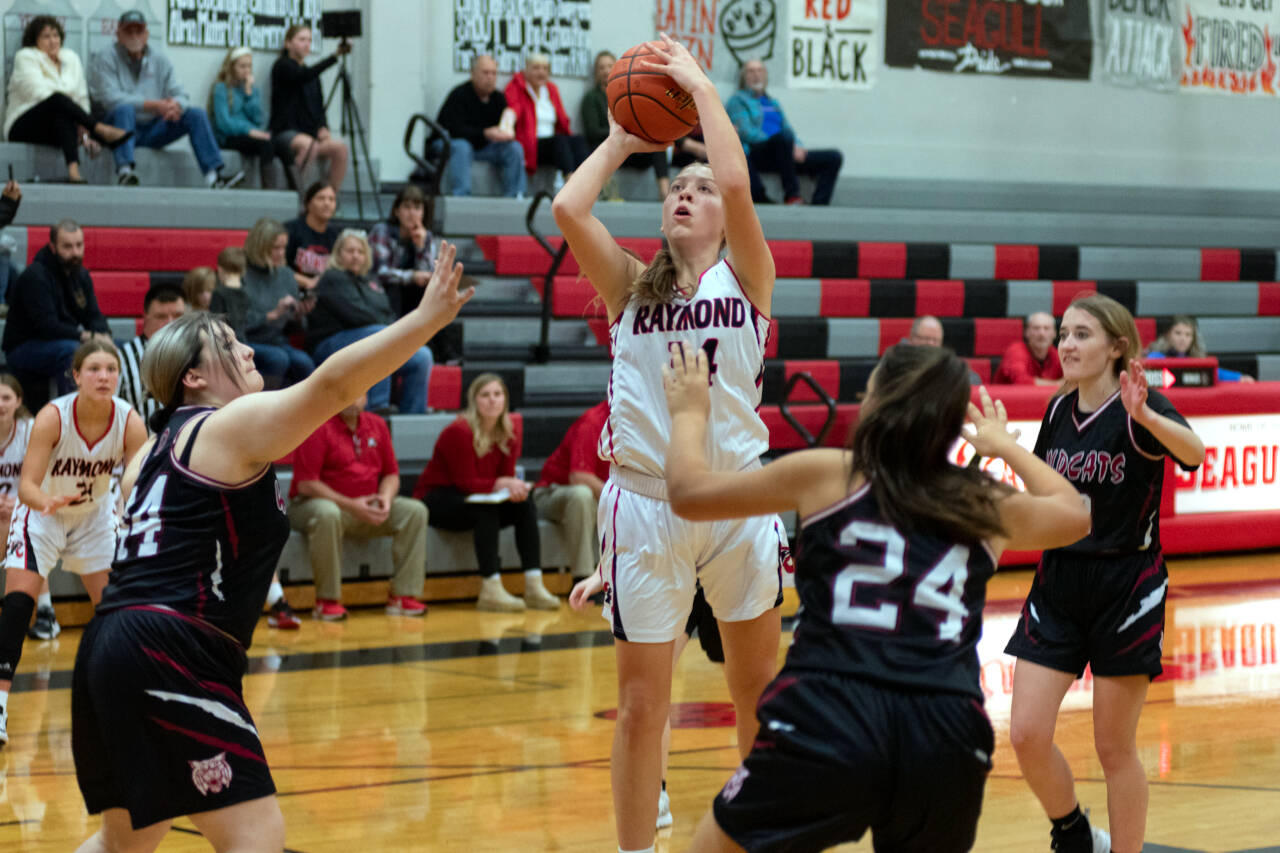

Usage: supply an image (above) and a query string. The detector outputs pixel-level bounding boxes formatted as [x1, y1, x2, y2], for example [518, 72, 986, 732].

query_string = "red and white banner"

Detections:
[1181, 0, 1280, 96]
[787, 0, 878, 90]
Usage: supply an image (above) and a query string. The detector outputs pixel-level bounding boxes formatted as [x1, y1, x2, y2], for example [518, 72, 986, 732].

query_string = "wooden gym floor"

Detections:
[2, 552, 1279, 852]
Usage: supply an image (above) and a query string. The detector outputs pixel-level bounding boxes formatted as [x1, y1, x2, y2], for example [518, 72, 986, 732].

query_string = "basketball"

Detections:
[606, 41, 699, 145]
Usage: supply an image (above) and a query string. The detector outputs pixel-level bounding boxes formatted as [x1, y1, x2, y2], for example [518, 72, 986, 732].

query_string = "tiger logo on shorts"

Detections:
[190, 752, 233, 796]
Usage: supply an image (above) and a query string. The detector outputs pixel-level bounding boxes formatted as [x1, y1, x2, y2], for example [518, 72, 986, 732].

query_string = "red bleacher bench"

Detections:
[28, 226, 248, 271]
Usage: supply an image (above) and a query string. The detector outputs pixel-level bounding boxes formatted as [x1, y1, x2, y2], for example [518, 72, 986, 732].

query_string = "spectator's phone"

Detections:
[7, 164, 12, 181]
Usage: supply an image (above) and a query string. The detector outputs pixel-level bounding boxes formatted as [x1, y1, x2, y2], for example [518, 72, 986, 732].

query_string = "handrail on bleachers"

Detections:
[525, 191, 571, 364]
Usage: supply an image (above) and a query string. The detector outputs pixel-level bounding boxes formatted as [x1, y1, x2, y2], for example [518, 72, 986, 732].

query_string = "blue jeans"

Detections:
[313, 325, 433, 413]
[105, 103, 223, 174]
[5, 337, 79, 394]
[249, 342, 314, 389]
[446, 138, 526, 197]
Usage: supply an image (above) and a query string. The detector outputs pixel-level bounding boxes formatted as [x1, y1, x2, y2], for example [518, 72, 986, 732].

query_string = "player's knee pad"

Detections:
[0, 592, 35, 680]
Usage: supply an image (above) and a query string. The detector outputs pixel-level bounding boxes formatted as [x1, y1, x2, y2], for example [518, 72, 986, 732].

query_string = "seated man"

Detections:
[287, 394, 429, 621]
[89, 11, 241, 188]
[1, 219, 110, 403]
[907, 315, 980, 385]
[116, 283, 186, 427]
[993, 311, 1063, 386]
[727, 60, 843, 206]
[532, 400, 609, 580]
[437, 54, 526, 198]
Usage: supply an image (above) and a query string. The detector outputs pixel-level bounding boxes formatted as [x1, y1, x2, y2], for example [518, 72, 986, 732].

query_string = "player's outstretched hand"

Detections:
[416, 240, 474, 327]
[1119, 359, 1151, 423]
[962, 386, 1022, 458]
[569, 570, 605, 611]
[643, 32, 710, 97]
[663, 341, 710, 419]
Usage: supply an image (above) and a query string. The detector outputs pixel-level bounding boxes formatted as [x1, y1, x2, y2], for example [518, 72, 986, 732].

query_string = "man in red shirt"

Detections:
[287, 394, 429, 620]
[533, 401, 608, 580]
[993, 311, 1063, 385]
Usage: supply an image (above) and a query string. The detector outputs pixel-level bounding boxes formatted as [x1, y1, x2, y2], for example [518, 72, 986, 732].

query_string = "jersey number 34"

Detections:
[832, 521, 971, 642]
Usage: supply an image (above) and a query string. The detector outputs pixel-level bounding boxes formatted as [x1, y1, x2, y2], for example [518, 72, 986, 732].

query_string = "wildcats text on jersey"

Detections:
[1044, 448, 1126, 485]
[50, 458, 120, 479]
[631, 297, 747, 335]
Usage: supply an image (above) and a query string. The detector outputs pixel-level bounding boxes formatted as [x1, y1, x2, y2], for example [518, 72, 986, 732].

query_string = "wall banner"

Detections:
[1181, 0, 1280, 97]
[655, 0, 721, 72]
[166, 0, 321, 50]
[884, 0, 1093, 79]
[453, 0, 592, 76]
[1100, 0, 1182, 91]
[787, 0, 878, 89]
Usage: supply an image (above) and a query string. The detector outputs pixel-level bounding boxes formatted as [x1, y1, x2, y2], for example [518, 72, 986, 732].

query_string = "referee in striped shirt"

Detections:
[117, 283, 186, 429]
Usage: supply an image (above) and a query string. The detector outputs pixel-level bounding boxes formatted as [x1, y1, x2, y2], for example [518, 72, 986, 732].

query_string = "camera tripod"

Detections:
[319, 39, 380, 219]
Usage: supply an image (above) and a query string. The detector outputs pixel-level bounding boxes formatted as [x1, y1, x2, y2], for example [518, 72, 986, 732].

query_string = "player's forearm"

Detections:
[998, 441, 1078, 501]
[692, 84, 749, 195]
[554, 135, 630, 214]
[1138, 410, 1205, 466]
[664, 412, 710, 505]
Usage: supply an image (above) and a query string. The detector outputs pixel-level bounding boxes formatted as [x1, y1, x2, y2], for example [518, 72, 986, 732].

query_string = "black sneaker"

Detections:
[212, 170, 246, 189]
[27, 605, 61, 640]
[117, 169, 140, 186]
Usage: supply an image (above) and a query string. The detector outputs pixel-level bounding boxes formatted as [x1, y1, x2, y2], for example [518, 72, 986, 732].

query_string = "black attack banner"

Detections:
[1100, 0, 1182, 92]
[884, 0, 1093, 79]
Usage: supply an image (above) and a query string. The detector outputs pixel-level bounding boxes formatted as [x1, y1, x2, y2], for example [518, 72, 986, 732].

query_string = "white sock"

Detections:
[482, 574, 501, 584]
[205, 170, 219, 186]
[118, 164, 133, 175]
[524, 569, 543, 585]
[36, 592, 52, 609]
[619, 847, 655, 853]
[267, 581, 284, 605]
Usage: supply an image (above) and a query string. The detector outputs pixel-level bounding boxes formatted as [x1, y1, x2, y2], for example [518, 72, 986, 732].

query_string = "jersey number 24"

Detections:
[832, 521, 971, 642]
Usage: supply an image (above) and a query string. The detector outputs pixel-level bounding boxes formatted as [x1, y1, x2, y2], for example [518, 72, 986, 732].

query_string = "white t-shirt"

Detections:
[529, 83, 556, 139]
[600, 259, 771, 479]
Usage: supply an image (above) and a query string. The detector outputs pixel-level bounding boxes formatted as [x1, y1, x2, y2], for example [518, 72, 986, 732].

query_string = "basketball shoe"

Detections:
[313, 599, 348, 621]
[656, 788, 673, 829]
[268, 599, 301, 630]
[27, 606, 60, 640]
[386, 595, 428, 617]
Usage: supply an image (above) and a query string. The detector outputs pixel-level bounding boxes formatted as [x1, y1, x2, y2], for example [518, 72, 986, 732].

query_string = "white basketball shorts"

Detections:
[4, 501, 117, 576]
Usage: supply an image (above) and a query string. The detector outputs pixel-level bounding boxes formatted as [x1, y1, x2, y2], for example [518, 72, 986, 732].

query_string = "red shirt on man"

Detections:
[536, 401, 610, 488]
[993, 341, 1063, 385]
[289, 412, 397, 499]
[413, 417, 524, 498]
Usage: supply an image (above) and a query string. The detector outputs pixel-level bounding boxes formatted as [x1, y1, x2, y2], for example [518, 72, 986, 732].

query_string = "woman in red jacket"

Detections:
[414, 373, 560, 612]
[503, 53, 589, 179]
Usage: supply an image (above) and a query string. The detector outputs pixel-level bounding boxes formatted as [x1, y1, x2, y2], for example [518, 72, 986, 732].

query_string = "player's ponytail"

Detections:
[849, 345, 1011, 546]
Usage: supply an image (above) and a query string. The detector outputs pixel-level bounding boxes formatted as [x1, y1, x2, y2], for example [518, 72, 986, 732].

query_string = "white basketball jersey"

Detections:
[600, 259, 770, 478]
[41, 394, 131, 518]
[0, 417, 33, 497]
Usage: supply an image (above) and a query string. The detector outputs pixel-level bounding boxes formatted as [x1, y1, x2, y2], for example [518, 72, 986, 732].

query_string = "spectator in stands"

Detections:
[0, 179, 19, 228]
[437, 54, 526, 198]
[532, 400, 608, 580]
[504, 53, 590, 184]
[1148, 315, 1255, 383]
[210, 46, 281, 189]
[0, 181, 20, 306]
[116, 283, 185, 426]
[288, 392, 429, 621]
[670, 122, 707, 169]
[308, 229, 433, 415]
[993, 311, 1063, 386]
[1, 219, 110, 397]
[4, 15, 131, 184]
[89, 11, 241, 188]
[286, 182, 340, 290]
[727, 59, 843, 206]
[413, 373, 561, 612]
[269, 23, 350, 191]
[369, 184, 435, 315]
[182, 263, 217, 310]
[238, 217, 314, 388]
[907, 315, 980, 384]
[581, 51, 670, 200]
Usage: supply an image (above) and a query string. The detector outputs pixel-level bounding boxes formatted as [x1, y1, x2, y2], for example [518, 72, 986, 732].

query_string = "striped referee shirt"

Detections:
[117, 336, 158, 430]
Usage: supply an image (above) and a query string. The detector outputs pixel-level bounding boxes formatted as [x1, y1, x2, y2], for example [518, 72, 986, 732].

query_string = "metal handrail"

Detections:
[525, 191, 571, 364]
[402, 113, 450, 197]
[778, 372, 839, 448]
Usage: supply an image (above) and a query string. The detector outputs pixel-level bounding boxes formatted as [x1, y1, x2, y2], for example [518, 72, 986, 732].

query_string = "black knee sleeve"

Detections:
[0, 592, 35, 680]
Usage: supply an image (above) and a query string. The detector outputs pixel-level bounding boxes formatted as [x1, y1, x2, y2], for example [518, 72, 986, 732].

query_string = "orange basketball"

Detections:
[606, 41, 699, 145]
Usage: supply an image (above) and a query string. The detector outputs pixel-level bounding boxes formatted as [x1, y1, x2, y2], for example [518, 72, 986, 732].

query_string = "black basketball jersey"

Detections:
[1033, 388, 1198, 555]
[784, 485, 997, 701]
[97, 407, 290, 649]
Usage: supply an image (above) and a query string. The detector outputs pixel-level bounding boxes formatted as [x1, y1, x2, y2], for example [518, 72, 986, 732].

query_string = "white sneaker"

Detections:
[656, 788, 673, 829]
[0, 705, 8, 747]
[477, 577, 525, 612]
[1091, 826, 1111, 853]
[523, 577, 562, 611]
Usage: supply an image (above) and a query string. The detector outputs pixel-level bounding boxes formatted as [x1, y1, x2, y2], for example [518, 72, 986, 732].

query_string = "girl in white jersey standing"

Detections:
[552, 35, 786, 852]
[0, 342, 147, 746]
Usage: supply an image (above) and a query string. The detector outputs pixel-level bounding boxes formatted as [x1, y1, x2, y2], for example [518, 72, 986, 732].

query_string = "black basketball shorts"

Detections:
[72, 606, 276, 829]
[1004, 549, 1168, 679]
[712, 669, 994, 853]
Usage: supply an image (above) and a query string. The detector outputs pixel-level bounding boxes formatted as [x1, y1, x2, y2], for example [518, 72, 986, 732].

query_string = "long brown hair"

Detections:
[0, 373, 31, 420]
[1060, 292, 1142, 390]
[212, 46, 253, 115]
[849, 345, 1012, 545]
[72, 339, 120, 373]
[625, 163, 724, 310]
[143, 313, 246, 433]
[461, 373, 515, 458]
[1151, 315, 1205, 358]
